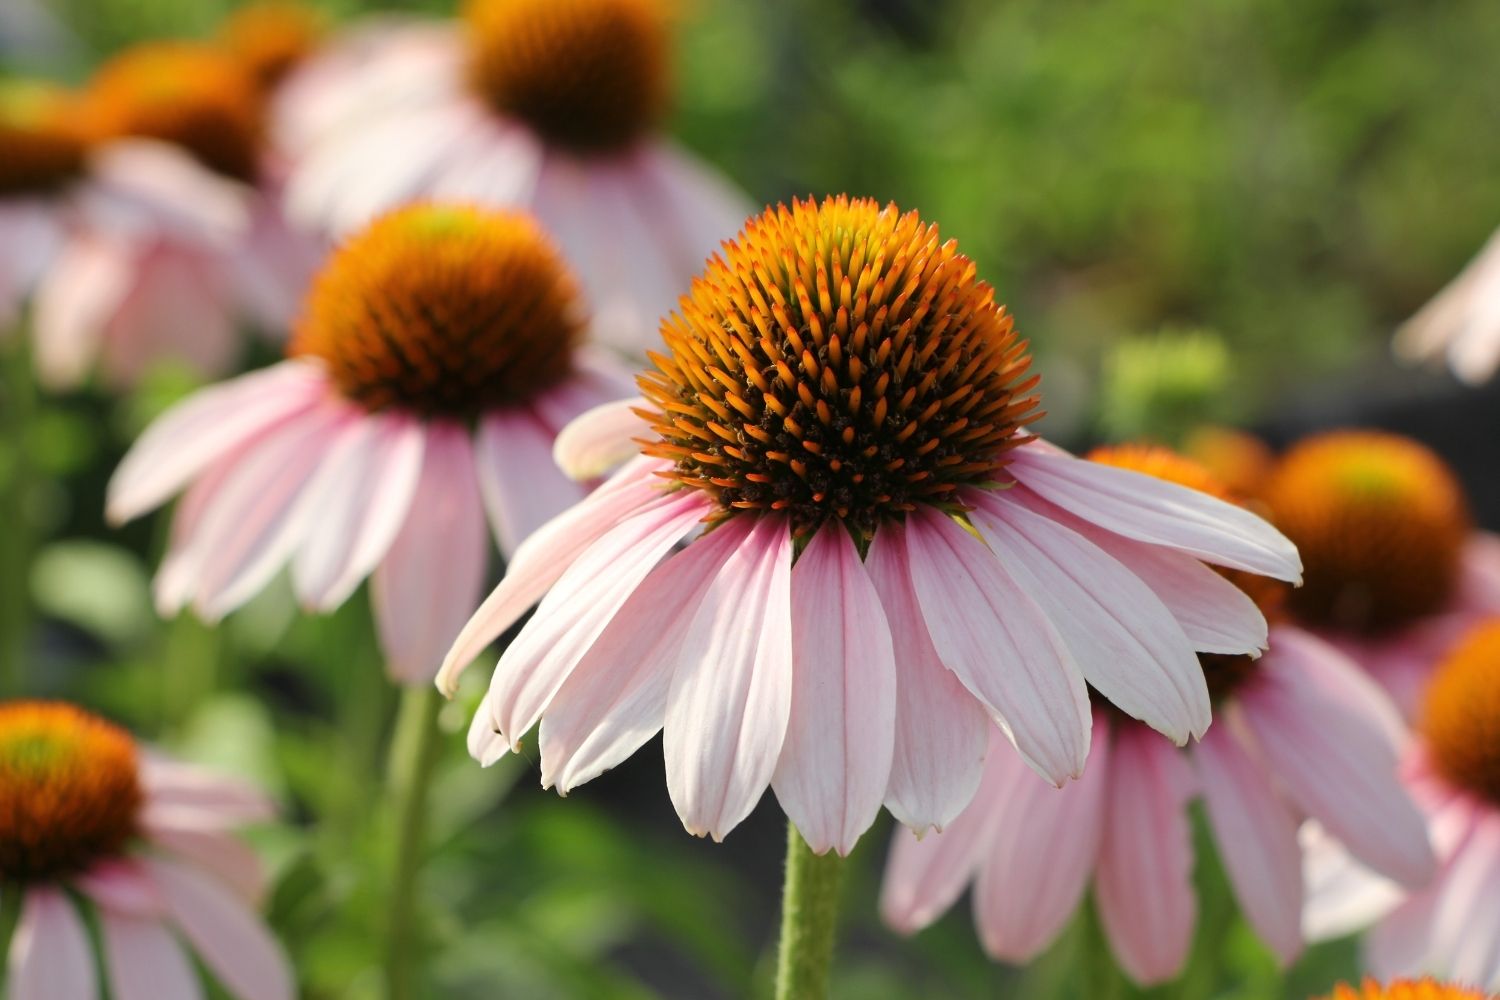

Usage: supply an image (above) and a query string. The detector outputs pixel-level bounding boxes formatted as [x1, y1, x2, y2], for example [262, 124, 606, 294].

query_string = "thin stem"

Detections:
[0, 338, 36, 696]
[774, 821, 846, 1000]
[383, 683, 444, 1000]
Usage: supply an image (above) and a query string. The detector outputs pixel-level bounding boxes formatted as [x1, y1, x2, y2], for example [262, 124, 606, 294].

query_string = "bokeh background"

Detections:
[4, 0, 1500, 996]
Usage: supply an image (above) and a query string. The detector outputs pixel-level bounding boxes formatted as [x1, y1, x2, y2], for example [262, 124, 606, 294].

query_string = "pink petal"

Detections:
[538, 519, 750, 793]
[483, 487, 711, 746]
[1238, 626, 1435, 888]
[901, 508, 1091, 785]
[971, 492, 1210, 743]
[97, 241, 238, 388]
[879, 755, 1010, 934]
[1301, 821, 1405, 941]
[1007, 442, 1302, 581]
[1193, 716, 1303, 965]
[631, 142, 754, 278]
[100, 912, 203, 1000]
[371, 423, 489, 684]
[145, 857, 293, 1000]
[663, 515, 794, 841]
[865, 527, 988, 834]
[107, 360, 327, 523]
[30, 232, 131, 388]
[8, 888, 96, 1000]
[771, 524, 897, 856]
[551, 397, 649, 481]
[467, 690, 509, 767]
[436, 456, 668, 694]
[144, 810, 267, 902]
[141, 758, 276, 825]
[1094, 724, 1198, 986]
[1366, 886, 1442, 981]
[291, 412, 426, 610]
[972, 713, 1111, 963]
[81, 140, 247, 242]
[1457, 532, 1500, 613]
[1426, 818, 1500, 986]
[473, 407, 585, 556]
[77, 859, 164, 917]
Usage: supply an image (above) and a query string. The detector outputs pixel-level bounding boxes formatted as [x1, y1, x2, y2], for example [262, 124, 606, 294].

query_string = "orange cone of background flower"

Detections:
[880, 444, 1431, 984]
[438, 197, 1302, 855]
[0, 701, 291, 1000]
[1318, 980, 1494, 1000]
[278, 0, 753, 357]
[107, 203, 633, 683]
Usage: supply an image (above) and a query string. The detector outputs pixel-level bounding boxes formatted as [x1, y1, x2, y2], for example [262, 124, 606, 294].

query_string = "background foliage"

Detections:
[4, 0, 1499, 996]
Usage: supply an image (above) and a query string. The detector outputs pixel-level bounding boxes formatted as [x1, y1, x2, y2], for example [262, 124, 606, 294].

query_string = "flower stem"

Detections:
[774, 821, 846, 1000]
[383, 683, 444, 1000]
[0, 337, 36, 696]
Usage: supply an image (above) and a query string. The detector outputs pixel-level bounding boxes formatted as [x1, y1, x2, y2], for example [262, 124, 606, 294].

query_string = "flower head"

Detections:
[0, 80, 90, 196]
[109, 203, 630, 682]
[1422, 620, 1500, 807]
[1321, 980, 1493, 1000]
[86, 42, 264, 181]
[0, 700, 291, 1000]
[464, 0, 668, 154]
[443, 197, 1300, 854]
[220, 1, 328, 91]
[1265, 430, 1469, 632]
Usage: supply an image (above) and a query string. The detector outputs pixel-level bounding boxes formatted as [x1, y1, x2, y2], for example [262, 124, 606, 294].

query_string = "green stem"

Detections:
[383, 684, 444, 1000]
[0, 338, 36, 696]
[773, 821, 846, 1000]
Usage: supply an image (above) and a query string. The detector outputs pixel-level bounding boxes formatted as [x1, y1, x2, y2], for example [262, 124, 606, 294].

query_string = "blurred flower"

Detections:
[219, 1, 329, 94]
[1304, 619, 1500, 992]
[108, 203, 632, 683]
[1396, 227, 1500, 384]
[1317, 979, 1492, 1000]
[278, 0, 753, 358]
[1264, 430, 1500, 716]
[439, 197, 1300, 853]
[880, 444, 1430, 984]
[1183, 424, 1275, 504]
[0, 700, 290, 1000]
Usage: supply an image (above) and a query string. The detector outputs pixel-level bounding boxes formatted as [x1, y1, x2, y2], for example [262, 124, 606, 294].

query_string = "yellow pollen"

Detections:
[1087, 442, 1285, 700]
[463, 0, 669, 154]
[292, 204, 585, 417]
[219, 1, 327, 91]
[0, 81, 91, 196]
[1321, 978, 1494, 1000]
[0, 701, 142, 882]
[86, 42, 264, 182]
[1265, 430, 1469, 632]
[640, 194, 1042, 539]
[1422, 619, 1500, 807]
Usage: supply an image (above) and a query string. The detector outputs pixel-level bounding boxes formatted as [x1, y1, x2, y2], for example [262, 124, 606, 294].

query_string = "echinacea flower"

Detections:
[437, 196, 1301, 855]
[879, 444, 1431, 983]
[25, 41, 321, 388]
[1395, 226, 1500, 384]
[1263, 430, 1500, 716]
[0, 700, 291, 1000]
[108, 202, 630, 683]
[1304, 619, 1500, 991]
[219, 1, 328, 94]
[1318, 980, 1494, 1000]
[280, 0, 752, 357]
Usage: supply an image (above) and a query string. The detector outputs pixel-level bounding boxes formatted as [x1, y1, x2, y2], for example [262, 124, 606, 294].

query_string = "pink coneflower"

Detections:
[0, 700, 290, 1000]
[21, 42, 322, 388]
[1395, 226, 1500, 384]
[108, 202, 630, 683]
[1319, 980, 1494, 1000]
[1304, 618, 1500, 991]
[880, 444, 1432, 984]
[1263, 430, 1500, 717]
[279, 0, 752, 357]
[436, 197, 1301, 855]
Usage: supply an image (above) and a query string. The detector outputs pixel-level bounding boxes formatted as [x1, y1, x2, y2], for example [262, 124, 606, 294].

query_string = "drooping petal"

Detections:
[552, 397, 650, 481]
[1301, 821, 1405, 942]
[107, 360, 327, 523]
[436, 456, 668, 694]
[31, 232, 131, 389]
[1366, 886, 1442, 981]
[145, 857, 293, 1000]
[467, 691, 508, 767]
[972, 713, 1111, 963]
[144, 810, 267, 902]
[483, 487, 712, 746]
[1193, 716, 1303, 965]
[77, 859, 164, 917]
[473, 407, 585, 556]
[664, 516, 794, 841]
[1007, 442, 1302, 581]
[371, 422, 488, 684]
[1425, 819, 1500, 987]
[865, 527, 989, 833]
[771, 524, 897, 856]
[970, 493, 1209, 743]
[1094, 724, 1198, 986]
[100, 913, 203, 1000]
[1237, 626, 1434, 888]
[902, 508, 1090, 785]
[140, 758, 276, 826]
[538, 518, 750, 793]
[8, 888, 96, 1000]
